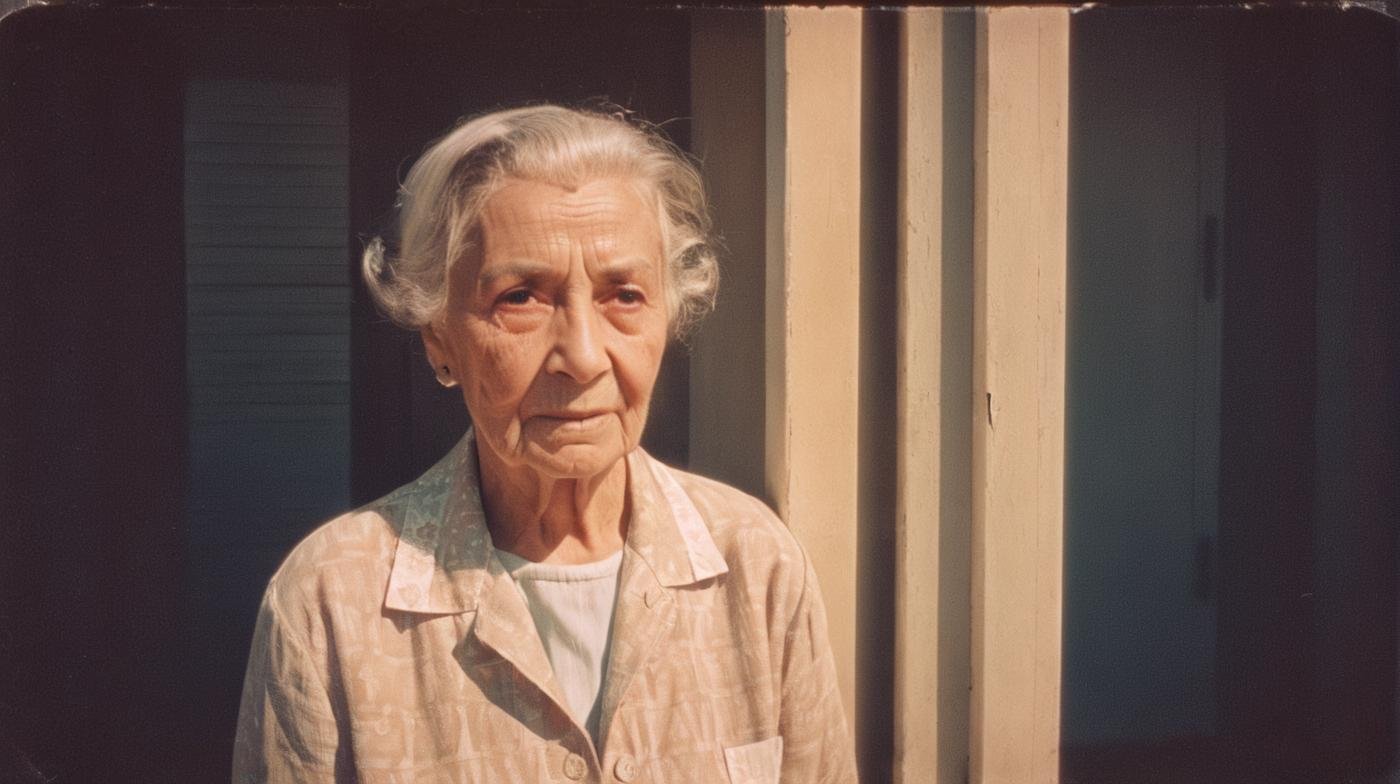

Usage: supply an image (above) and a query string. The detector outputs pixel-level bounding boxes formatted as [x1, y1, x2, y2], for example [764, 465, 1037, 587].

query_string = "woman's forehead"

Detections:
[475, 177, 662, 261]
[483, 177, 653, 227]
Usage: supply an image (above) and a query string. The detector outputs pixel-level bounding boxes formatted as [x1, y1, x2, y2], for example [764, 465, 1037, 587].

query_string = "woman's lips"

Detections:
[531, 411, 613, 433]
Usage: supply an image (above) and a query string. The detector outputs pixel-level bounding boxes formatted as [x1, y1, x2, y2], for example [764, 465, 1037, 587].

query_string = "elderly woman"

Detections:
[233, 105, 856, 783]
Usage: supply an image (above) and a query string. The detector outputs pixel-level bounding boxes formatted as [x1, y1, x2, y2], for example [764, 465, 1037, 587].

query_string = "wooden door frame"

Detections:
[690, 8, 1069, 783]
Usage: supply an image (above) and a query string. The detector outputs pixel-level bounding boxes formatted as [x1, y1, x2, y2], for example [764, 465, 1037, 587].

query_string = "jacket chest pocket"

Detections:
[722, 736, 783, 784]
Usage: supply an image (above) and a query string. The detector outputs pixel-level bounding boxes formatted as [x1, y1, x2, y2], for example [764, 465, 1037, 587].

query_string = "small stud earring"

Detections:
[437, 365, 457, 389]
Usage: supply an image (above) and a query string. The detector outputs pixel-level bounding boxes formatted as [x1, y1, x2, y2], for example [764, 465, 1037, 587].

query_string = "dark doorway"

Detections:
[1065, 6, 1400, 783]
[0, 6, 692, 781]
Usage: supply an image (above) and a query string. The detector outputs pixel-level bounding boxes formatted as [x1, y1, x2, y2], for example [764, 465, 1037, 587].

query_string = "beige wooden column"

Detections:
[763, 6, 864, 731]
[897, 8, 954, 783]
[895, 7, 980, 783]
[971, 8, 1069, 784]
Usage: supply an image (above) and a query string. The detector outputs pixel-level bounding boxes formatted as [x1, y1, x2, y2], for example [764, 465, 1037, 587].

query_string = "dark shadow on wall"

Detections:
[858, 10, 899, 784]
[0, 6, 691, 781]
[1064, 6, 1400, 783]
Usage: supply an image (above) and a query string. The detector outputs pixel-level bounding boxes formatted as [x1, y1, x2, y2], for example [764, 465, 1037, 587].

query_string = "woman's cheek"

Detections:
[621, 407, 649, 444]
[476, 334, 548, 410]
[636, 330, 669, 386]
[456, 324, 526, 414]
[619, 341, 665, 438]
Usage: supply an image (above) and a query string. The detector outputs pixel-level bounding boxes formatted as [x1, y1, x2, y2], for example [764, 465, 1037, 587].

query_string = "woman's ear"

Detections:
[421, 326, 458, 388]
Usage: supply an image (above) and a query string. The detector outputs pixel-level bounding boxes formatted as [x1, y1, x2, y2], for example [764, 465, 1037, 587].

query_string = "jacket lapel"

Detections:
[465, 556, 575, 724]
[378, 432, 731, 754]
[596, 542, 678, 753]
[382, 431, 491, 615]
[379, 431, 576, 733]
[596, 451, 729, 750]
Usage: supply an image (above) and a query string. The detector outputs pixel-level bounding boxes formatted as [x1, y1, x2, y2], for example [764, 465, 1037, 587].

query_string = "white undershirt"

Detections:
[494, 547, 624, 745]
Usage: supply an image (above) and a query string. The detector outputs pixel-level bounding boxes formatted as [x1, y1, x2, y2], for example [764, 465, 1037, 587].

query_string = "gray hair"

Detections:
[362, 104, 719, 339]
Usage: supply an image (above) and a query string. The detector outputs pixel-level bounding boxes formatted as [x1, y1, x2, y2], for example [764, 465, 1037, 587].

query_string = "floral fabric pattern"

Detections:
[233, 430, 857, 783]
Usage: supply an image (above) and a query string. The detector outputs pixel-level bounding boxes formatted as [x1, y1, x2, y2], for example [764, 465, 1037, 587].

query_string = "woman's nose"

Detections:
[545, 301, 610, 384]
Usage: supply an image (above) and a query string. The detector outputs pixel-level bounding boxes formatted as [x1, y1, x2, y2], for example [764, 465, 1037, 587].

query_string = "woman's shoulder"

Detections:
[660, 465, 781, 529]
[278, 505, 397, 573]
[261, 500, 402, 615]
[655, 462, 811, 586]
[268, 441, 466, 599]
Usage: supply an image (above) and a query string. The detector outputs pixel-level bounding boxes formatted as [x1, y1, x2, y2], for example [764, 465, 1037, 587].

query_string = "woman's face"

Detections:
[423, 177, 670, 480]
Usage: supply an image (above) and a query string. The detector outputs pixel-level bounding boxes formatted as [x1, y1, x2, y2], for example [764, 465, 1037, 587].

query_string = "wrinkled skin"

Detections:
[421, 177, 670, 563]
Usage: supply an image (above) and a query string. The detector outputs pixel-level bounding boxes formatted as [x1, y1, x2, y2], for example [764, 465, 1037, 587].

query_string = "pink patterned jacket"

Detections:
[233, 431, 857, 783]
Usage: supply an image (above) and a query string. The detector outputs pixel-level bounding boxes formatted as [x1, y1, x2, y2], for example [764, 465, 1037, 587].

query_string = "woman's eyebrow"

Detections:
[477, 260, 554, 288]
[593, 256, 656, 283]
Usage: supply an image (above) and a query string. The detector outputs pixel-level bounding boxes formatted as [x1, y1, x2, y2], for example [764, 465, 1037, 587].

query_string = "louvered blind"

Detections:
[184, 79, 351, 604]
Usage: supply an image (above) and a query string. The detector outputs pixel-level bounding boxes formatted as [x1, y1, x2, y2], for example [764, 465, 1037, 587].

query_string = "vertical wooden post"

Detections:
[895, 8, 946, 782]
[971, 8, 1069, 784]
[764, 6, 864, 733]
[898, 11, 979, 783]
[690, 6, 863, 737]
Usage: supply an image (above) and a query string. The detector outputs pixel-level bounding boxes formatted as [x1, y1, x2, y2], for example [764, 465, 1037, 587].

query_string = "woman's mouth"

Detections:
[532, 411, 613, 433]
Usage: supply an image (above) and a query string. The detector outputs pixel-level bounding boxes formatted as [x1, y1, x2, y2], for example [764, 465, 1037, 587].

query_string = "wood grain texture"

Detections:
[895, 9, 945, 783]
[971, 8, 1068, 784]
[764, 6, 864, 736]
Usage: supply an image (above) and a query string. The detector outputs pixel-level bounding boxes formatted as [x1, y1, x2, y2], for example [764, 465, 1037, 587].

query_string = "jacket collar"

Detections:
[382, 429, 727, 615]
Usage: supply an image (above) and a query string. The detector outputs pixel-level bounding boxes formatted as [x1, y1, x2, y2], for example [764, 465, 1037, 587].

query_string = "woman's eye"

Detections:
[500, 289, 534, 306]
[615, 288, 645, 305]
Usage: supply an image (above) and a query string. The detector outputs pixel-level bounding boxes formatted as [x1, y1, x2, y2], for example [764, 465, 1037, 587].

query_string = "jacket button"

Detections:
[643, 588, 660, 608]
[613, 754, 639, 782]
[563, 752, 587, 780]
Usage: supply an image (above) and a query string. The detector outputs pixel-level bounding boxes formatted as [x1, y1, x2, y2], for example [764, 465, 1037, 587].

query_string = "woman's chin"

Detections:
[498, 414, 629, 478]
[520, 439, 627, 480]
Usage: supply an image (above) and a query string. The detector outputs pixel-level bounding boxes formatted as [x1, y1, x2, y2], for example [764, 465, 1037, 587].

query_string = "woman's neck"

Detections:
[476, 444, 629, 565]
